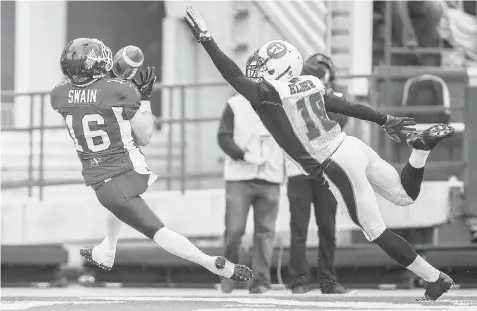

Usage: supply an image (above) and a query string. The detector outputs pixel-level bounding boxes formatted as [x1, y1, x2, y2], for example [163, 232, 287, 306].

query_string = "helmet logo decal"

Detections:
[85, 49, 100, 70]
[266, 41, 287, 59]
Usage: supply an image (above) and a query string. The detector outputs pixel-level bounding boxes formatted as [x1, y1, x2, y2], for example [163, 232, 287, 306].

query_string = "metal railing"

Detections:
[0, 72, 468, 200]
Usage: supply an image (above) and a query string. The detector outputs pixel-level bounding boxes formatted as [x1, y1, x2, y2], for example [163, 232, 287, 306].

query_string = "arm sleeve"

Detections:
[324, 93, 387, 126]
[202, 39, 277, 107]
[120, 82, 142, 120]
[217, 104, 245, 160]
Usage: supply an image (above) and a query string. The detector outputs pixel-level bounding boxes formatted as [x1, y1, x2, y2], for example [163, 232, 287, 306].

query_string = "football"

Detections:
[112, 45, 144, 80]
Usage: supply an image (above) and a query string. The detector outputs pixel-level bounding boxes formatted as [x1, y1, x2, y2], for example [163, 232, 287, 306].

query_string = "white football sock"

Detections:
[92, 212, 122, 267]
[409, 150, 430, 169]
[153, 227, 234, 278]
[407, 255, 440, 282]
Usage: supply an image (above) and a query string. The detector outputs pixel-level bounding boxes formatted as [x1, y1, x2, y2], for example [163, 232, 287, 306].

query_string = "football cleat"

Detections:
[80, 247, 113, 271]
[417, 272, 454, 301]
[215, 256, 253, 284]
[406, 124, 455, 151]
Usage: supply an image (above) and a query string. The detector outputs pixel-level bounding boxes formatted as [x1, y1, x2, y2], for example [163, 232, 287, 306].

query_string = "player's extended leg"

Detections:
[325, 136, 453, 300]
[81, 170, 252, 283]
[364, 124, 455, 206]
[400, 124, 455, 199]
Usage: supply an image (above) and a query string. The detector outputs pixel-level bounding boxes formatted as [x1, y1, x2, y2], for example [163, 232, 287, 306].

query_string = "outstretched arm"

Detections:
[324, 93, 416, 142]
[201, 39, 262, 105]
[184, 7, 265, 106]
[324, 93, 387, 125]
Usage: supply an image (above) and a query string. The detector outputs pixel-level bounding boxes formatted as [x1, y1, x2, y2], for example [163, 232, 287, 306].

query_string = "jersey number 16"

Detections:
[65, 114, 111, 152]
[297, 92, 335, 140]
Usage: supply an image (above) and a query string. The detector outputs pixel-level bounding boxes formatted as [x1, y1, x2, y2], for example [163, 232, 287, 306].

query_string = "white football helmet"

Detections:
[246, 40, 303, 81]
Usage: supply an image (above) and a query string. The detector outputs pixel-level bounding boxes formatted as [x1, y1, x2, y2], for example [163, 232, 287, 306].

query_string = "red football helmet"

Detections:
[60, 38, 113, 86]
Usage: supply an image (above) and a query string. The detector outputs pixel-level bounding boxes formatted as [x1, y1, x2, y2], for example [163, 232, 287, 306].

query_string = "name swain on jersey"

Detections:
[288, 80, 317, 95]
[68, 89, 98, 104]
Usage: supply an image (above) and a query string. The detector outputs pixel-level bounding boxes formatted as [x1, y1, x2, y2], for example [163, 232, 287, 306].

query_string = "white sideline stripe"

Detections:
[1, 301, 114, 310]
[194, 310, 316, 311]
[193, 309, 476, 311]
[88, 297, 476, 310]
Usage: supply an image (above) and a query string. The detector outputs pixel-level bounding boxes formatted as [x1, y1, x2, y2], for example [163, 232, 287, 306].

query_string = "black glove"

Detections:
[184, 6, 212, 43]
[132, 66, 156, 100]
[382, 115, 416, 142]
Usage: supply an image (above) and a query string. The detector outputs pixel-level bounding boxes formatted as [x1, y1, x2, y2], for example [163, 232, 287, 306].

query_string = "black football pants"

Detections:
[287, 176, 338, 291]
[93, 170, 164, 239]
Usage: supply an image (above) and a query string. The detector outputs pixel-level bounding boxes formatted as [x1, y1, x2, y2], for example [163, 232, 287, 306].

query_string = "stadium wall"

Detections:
[1, 182, 460, 245]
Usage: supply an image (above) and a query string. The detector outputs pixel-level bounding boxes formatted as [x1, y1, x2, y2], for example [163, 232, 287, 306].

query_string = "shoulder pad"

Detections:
[107, 78, 140, 100]
[107, 78, 137, 90]
[107, 78, 131, 85]
[300, 75, 325, 89]
[52, 79, 70, 90]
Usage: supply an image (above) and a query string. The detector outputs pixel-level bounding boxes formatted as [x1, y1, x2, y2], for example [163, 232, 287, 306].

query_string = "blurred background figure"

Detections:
[286, 53, 349, 294]
[217, 58, 285, 293]
[390, 0, 444, 66]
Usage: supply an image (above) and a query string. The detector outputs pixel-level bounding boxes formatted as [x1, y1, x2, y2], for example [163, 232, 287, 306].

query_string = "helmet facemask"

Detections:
[88, 39, 113, 79]
[246, 53, 270, 79]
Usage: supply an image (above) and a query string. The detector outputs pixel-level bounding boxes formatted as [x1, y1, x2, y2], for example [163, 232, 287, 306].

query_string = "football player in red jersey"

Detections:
[51, 38, 252, 283]
[185, 7, 455, 300]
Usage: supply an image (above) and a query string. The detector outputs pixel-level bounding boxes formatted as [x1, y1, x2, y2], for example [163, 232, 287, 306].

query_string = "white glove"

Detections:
[184, 7, 212, 43]
[243, 152, 265, 166]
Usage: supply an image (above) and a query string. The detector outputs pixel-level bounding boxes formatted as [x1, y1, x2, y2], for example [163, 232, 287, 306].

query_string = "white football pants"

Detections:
[325, 136, 414, 241]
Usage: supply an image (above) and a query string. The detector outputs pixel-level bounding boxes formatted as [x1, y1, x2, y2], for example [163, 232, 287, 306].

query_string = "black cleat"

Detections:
[215, 256, 252, 284]
[80, 247, 113, 271]
[406, 124, 455, 151]
[417, 272, 454, 301]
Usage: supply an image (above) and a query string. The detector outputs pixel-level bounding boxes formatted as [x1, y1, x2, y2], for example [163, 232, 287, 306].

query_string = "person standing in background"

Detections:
[286, 53, 350, 294]
[217, 61, 285, 293]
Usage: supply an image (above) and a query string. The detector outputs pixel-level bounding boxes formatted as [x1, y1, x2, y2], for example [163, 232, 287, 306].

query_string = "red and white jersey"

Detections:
[50, 78, 153, 186]
[261, 75, 346, 174]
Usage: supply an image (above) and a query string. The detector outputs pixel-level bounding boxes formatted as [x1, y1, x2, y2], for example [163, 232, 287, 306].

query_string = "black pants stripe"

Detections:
[325, 160, 363, 230]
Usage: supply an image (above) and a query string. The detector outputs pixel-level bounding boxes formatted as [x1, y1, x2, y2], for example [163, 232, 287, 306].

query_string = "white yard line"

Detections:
[1, 286, 477, 298]
[0, 301, 114, 310]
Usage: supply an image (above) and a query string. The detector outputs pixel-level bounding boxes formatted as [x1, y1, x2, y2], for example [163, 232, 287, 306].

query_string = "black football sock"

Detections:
[374, 230, 440, 282]
[373, 229, 418, 267]
[400, 162, 424, 201]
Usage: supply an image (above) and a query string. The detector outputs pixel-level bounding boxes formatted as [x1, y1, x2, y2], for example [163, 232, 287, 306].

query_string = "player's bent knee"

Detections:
[140, 217, 164, 240]
[362, 224, 387, 242]
[392, 193, 415, 206]
[395, 197, 414, 206]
